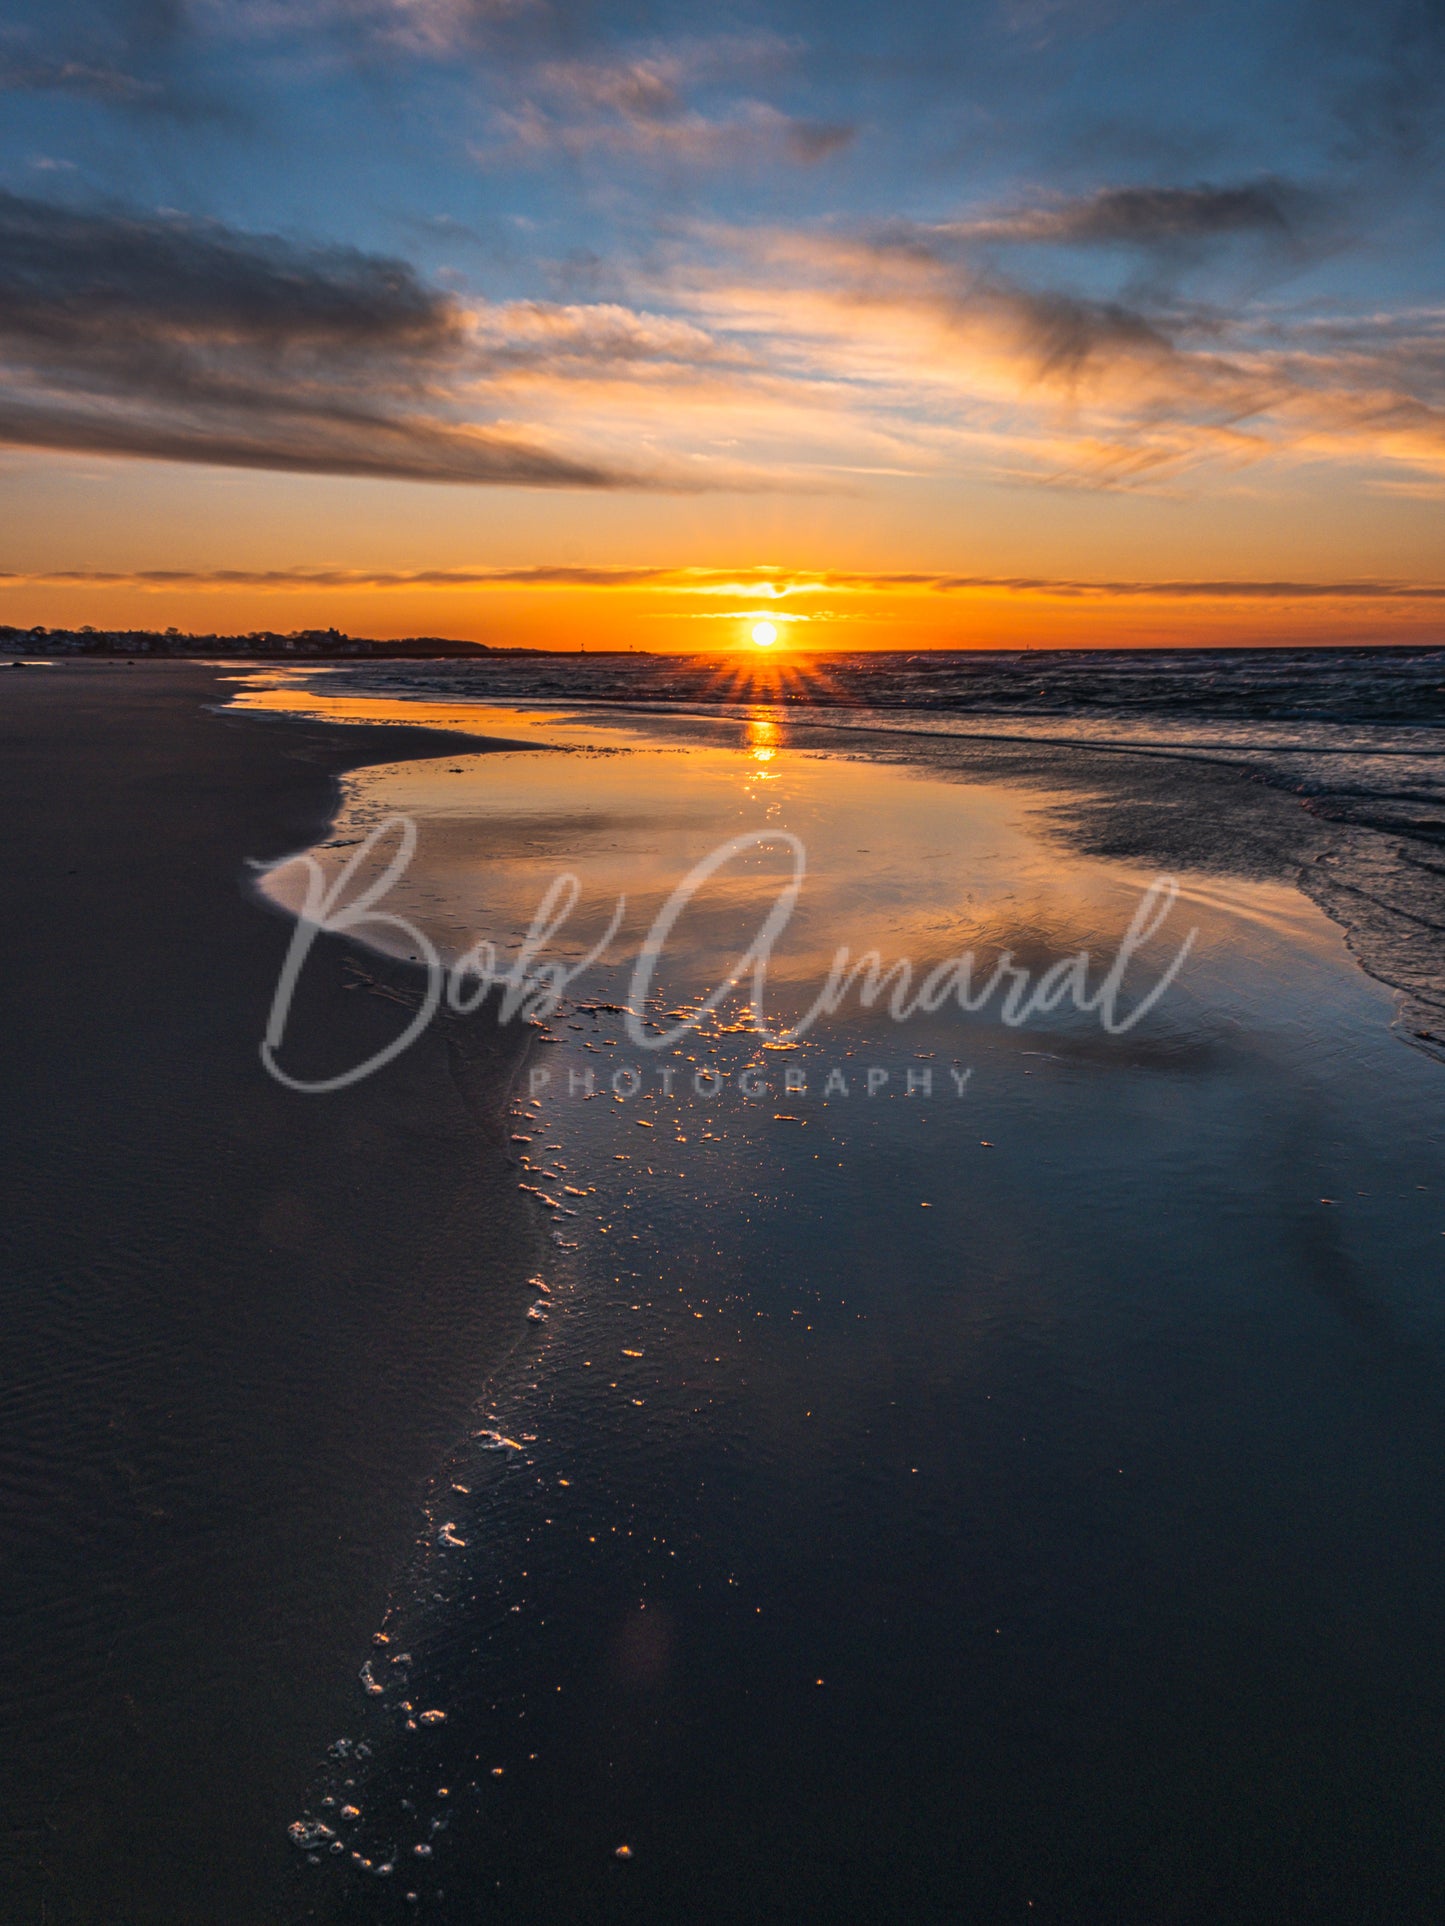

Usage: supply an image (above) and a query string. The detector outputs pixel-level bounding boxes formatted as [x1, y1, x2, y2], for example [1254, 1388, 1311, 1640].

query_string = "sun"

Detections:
[750, 621, 778, 648]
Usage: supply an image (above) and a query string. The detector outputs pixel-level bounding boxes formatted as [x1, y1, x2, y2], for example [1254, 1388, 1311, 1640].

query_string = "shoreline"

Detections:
[230, 668, 1445, 1061]
[0, 663, 543, 1924]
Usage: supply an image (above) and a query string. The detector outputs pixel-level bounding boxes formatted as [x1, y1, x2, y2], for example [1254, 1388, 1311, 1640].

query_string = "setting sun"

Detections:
[751, 622, 778, 648]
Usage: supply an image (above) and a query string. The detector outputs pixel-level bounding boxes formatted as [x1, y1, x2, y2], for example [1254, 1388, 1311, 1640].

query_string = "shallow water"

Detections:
[238, 647, 1445, 1057]
[243, 693, 1445, 1923]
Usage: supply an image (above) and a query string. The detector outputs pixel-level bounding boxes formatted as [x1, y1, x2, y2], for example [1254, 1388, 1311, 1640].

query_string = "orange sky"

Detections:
[3, 445, 1444, 648]
[4, 545, 1445, 651]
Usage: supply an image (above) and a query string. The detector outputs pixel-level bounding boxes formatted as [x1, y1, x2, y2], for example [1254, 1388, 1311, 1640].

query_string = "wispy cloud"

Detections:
[475, 40, 853, 168]
[650, 213, 1445, 488]
[0, 52, 161, 103]
[7, 563, 1445, 602]
[467, 300, 734, 373]
[197, 0, 535, 58]
[930, 179, 1323, 251]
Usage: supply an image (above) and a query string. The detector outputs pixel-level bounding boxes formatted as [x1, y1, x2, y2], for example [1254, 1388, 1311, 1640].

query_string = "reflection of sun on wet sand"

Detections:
[245, 681, 1336, 1038]
[237, 668, 1445, 1926]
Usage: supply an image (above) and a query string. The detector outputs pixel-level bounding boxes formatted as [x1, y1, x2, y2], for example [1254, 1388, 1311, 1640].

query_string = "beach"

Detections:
[4, 660, 1445, 1924]
[0, 665, 542, 1923]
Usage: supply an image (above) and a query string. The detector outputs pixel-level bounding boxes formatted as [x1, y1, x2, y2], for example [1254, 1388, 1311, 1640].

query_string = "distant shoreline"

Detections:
[4, 625, 1442, 663]
[0, 622, 541, 660]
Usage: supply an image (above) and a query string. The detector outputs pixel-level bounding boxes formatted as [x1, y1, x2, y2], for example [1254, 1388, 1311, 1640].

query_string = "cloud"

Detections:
[0, 397, 621, 484]
[674, 222, 1243, 431]
[659, 216, 1445, 487]
[988, 283, 1177, 379]
[7, 563, 1445, 603]
[2, 179, 1442, 502]
[0, 191, 455, 354]
[196, 0, 533, 58]
[0, 191, 631, 485]
[0, 52, 161, 102]
[468, 300, 736, 374]
[939, 180, 1319, 250]
[478, 43, 854, 168]
[0, 192, 823, 490]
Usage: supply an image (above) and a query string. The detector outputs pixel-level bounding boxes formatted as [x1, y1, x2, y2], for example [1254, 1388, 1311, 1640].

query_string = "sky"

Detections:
[0, 0, 1443, 649]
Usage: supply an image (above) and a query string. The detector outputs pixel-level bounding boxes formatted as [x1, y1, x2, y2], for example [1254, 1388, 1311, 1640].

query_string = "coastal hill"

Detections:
[2, 625, 537, 659]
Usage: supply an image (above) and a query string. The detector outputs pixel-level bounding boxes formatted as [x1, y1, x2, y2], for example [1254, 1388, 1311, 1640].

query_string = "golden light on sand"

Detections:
[751, 621, 778, 648]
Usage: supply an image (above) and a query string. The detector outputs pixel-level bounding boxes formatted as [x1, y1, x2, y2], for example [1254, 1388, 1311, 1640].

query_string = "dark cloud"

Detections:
[999, 283, 1176, 376]
[0, 190, 455, 353]
[989, 180, 1312, 247]
[918, 575, 1445, 599]
[830, 222, 1191, 376]
[784, 119, 856, 162]
[0, 191, 625, 485]
[871, 177, 1329, 296]
[843, 181, 1334, 387]
[0, 394, 621, 484]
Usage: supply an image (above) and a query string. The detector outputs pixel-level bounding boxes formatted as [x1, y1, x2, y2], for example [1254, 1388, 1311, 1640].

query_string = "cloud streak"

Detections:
[659, 212, 1445, 488]
[7, 563, 1445, 602]
[0, 52, 161, 102]
[931, 180, 1322, 251]
[477, 40, 853, 168]
[0, 191, 631, 485]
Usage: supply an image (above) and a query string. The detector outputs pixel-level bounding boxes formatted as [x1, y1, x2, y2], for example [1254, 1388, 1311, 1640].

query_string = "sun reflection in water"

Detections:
[748, 712, 780, 767]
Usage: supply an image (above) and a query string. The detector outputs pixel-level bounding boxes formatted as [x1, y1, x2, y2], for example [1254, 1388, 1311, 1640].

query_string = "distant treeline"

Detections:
[1, 624, 537, 659]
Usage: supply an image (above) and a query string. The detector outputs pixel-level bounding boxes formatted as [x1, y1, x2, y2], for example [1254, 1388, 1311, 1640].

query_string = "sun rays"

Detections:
[694, 645, 844, 707]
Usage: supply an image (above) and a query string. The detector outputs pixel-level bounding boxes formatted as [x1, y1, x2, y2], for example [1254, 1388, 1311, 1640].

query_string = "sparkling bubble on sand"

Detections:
[288, 1820, 335, 1849]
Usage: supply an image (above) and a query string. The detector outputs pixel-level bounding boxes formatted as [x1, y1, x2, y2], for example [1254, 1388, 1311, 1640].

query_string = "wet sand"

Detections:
[0, 664, 540, 1924]
[232, 670, 1445, 1060]
[241, 689, 1445, 1924]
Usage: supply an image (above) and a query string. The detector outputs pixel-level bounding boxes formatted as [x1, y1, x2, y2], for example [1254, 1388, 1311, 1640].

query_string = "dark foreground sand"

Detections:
[0, 664, 539, 1924]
